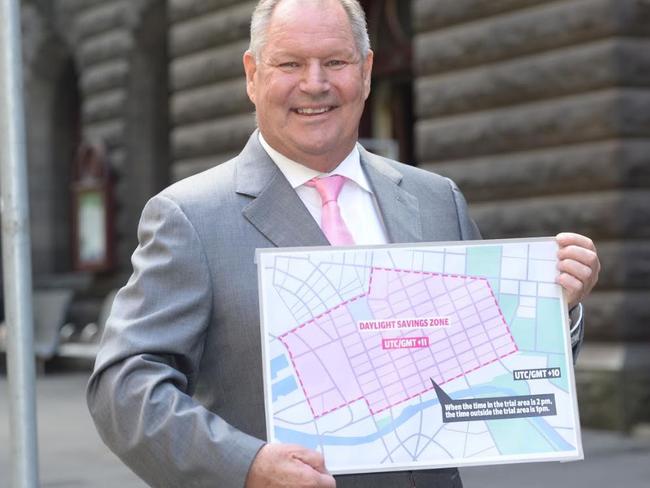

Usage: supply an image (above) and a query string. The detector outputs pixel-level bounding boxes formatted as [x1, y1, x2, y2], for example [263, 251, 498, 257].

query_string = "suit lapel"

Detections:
[236, 133, 329, 248]
[234, 133, 423, 247]
[360, 147, 423, 244]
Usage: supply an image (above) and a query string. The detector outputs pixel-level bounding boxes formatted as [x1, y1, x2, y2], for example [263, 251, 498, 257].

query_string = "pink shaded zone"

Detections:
[277, 267, 518, 418]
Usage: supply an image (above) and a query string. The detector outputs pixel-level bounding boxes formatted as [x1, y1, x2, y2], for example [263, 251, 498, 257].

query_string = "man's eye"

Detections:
[326, 60, 347, 68]
[278, 62, 300, 69]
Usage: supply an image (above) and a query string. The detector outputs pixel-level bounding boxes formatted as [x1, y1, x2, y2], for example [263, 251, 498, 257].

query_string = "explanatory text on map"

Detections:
[257, 238, 583, 474]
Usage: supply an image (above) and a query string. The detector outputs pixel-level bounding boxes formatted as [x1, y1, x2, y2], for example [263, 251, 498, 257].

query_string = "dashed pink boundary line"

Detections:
[277, 267, 519, 419]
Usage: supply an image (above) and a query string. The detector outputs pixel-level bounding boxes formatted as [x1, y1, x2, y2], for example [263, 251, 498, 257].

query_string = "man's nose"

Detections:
[299, 62, 330, 94]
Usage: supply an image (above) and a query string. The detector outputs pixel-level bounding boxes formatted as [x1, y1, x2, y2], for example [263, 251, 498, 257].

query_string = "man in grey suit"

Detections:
[87, 0, 600, 487]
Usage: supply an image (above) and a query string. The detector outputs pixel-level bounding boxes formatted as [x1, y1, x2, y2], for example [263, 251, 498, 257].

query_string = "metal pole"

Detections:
[0, 0, 40, 486]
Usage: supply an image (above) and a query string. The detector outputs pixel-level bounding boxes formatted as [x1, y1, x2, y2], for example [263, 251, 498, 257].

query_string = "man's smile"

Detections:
[293, 106, 337, 116]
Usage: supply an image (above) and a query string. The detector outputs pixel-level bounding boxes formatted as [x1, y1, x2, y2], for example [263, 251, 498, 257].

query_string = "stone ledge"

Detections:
[57, 0, 105, 15]
[74, 2, 125, 40]
[576, 342, 650, 429]
[171, 152, 239, 182]
[414, 0, 650, 77]
[170, 40, 249, 91]
[170, 1, 254, 57]
[577, 343, 627, 372]
[591, 240, 650, 291]
[169, 0, 242, 23]
[172, 113, 255, 159]
[583, 290, 650, 342]
[413, 0, 548, 33]
[171, 77, 250, 126]
[78, 29, 133, 68]
[420, 140, 650, 202]
[82, 89, 126, 124]
[416, 39, 650, 119]
[80, 59, 129, 94]
[470, 190, 650, 240]
[416, 89, 650, 161]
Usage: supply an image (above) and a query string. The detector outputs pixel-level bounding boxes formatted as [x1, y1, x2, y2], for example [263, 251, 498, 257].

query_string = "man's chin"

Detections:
[292, 143, 355, 172]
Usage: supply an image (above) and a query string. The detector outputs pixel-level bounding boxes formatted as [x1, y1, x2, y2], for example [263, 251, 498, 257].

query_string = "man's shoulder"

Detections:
[360, 147, 454, 191]
[161, 157, 238, 202]
[135, 155, 245, 226]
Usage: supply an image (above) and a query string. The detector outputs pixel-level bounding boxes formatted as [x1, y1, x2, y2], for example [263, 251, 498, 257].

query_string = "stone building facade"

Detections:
[412, 0, 650, 431]
[16, 0, 650, 429]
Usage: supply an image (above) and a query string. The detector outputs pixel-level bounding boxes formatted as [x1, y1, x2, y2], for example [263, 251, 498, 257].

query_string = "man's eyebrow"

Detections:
[266, 48, 359, 60]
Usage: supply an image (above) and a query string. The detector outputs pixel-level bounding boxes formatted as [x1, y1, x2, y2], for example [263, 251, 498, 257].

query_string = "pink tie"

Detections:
[306, 175, 355, 246]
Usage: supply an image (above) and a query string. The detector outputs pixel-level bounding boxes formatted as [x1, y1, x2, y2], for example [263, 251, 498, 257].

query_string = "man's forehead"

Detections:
[270, 0, 349, 27]
[262, 0, 359, 57]
[273, 0, 333, 13]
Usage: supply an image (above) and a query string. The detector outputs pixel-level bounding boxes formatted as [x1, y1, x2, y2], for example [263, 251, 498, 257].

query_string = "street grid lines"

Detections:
[278, 267, 518, 418]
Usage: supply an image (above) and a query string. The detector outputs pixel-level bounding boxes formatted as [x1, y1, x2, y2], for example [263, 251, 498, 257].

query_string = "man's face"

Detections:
[243, 0, 373, 172]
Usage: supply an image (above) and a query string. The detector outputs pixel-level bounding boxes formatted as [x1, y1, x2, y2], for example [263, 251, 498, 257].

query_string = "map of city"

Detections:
[257, 238, 583, 474]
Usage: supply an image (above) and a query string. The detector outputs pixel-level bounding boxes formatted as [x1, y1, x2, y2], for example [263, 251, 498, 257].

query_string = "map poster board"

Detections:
[256, 238, 583, 475]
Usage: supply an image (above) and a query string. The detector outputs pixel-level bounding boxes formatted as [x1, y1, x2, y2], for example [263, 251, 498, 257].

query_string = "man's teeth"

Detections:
[296, 107, 331, 114]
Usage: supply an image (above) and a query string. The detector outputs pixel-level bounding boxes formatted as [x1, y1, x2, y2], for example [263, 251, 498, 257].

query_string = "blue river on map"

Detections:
[274, 385, 574, 452]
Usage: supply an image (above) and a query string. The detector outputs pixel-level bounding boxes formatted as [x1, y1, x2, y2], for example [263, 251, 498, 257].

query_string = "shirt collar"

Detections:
[258, 132, 372, 193]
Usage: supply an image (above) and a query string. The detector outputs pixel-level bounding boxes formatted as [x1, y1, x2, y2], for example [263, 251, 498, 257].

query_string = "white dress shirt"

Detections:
[258, 133, 388, 246]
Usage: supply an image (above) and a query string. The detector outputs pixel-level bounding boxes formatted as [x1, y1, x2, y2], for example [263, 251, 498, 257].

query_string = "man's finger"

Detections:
[293, 447, 329, 474]
[315, 472, 337, 488]
[557, 258, 594, 285]
[556, 272, 583, 308]
[557, 245, 599, 269]
[556, 232, 596, 251]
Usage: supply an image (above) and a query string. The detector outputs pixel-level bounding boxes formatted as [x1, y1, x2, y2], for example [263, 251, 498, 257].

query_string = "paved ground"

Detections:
[1, 370, 650, 488]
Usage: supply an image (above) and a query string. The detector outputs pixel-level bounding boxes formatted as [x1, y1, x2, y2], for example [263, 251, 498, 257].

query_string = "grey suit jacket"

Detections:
[87, 132, 481, 487]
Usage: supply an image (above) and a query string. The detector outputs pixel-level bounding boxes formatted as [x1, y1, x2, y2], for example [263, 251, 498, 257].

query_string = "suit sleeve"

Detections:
[446, 177, 481, 241]
[445, 177, 585, 361]
[86, 195, 264, 488]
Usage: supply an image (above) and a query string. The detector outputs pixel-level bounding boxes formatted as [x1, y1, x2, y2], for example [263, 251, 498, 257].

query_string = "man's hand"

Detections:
[245, 443, 336, 488]
[556, 232, 600, 309]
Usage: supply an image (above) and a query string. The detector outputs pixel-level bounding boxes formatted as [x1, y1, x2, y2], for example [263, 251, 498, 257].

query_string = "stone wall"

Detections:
[413, 0, 650, 429]
[169, 0, 256, 181]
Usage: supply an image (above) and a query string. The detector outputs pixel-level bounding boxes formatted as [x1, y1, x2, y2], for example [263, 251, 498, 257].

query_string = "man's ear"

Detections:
[243, 50, 258, 104]
[362, 49, 374, 101]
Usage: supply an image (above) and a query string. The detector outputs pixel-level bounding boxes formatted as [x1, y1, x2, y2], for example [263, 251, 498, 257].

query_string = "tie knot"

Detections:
[306, 175, 346, 204]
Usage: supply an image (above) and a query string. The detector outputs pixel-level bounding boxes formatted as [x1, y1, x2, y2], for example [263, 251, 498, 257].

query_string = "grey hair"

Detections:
[249, 0, 370, 60]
